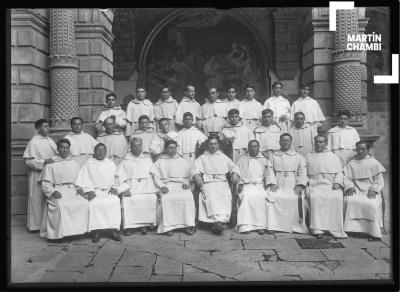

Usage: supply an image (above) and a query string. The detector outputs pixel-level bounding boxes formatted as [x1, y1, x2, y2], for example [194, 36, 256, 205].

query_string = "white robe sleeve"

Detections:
[370, 172, 384, 193]
[296, 155, 307, 187]
[25, 158, 45, 171]
[41, 180, 55, 198]
[333, 170, 344, 187]
[265, 158, 277, 185]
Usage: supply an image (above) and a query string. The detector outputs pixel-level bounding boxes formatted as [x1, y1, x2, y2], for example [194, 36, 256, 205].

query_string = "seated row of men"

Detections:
[24, 119, 386, 242]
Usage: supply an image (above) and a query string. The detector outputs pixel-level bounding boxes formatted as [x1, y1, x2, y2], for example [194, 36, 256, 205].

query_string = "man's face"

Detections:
[130, 141, 143, 156]
[139, 118, 149, 130]
[159, 120, 169, 133]
[161, 88, 170, 100]
[356, 143, 369, 159]
[136, 88, 146, 100]
[279, 135, 292, 151]
[184, 86, 195, 99]
[300, 86, 310, 98]
[248, 141, 260, 157]
[294, 114, 305, 128]
[207, 138, 219, 154]
[71, 119, 82, 134]
[38, 122, 50, 136]
[227, 88, 237, 101]
[273, 84, 282, 96]
[104, 118, 115, 134]
[208, 88, 219, 102]
[165, 143, 177, 156]
[106, 95, 116, 107]
[314, 136, 327, 153]
[245, 87, 255, 100]
[262, 112, 274, 126]
[338, 115, 349, 128]
[228, 113, 240, 126]
[183, 115, 193, 128]
[57, 142, 71, 159]
[94, 145, 107, 160]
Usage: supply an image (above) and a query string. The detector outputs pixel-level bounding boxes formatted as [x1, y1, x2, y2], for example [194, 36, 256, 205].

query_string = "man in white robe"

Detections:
[130, 115, 156, 156]
[125, 87, 155, 137]
[289, 112, 318, 158]
[23, 119, 57, 231]
[343, 141, 386, 240]
[154, 86, 178, 132]
[150, 118, 179, 160]
[175, 85, 202, 130]
[150, 140, 196, 236]
[224, 86, 240, 112]
[75, 143, 121, 242]
[39, 138, 89, 240]
[265, 133, 309, 234]
[95, 92, 127, 135]
[263, 81, 291, 133]
[327, 110, 360, 166]
[238, 85, 263, 131]
[200, 87, 228, 135]
[64, 117, 98, 167]
[305, 135, 347, 239]
[236, 140, 269, 234]
[221, 109, 254, 163]
[116, 138, 158, 236]
[176, 112, 207, 166]
[97, 117, 128, 166]
[254, 109, 281, 159]
[192, 137, 241, 234]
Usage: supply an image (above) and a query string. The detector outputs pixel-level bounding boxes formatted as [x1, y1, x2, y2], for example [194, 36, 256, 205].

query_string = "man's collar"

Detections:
[127, 152, 146, 159]
[155, 96, 175, 105]
[247, 152, 265, 159]
[242, 98, 255, 102]
[224, 98, 238, 102]
[275, 149, 297, 156]
[69, 131, 84, 135]
[33, 134, 49, 139]
[131, 98, 152, 105]
[226, 120, 243, 128]
[103, 105, 122, 110]
[133, 127, 154, 134]
[181, 97, 196, 102]
[98, 130, 121, 137]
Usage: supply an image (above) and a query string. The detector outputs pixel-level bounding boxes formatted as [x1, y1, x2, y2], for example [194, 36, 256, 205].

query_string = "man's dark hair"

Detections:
[337, 110, 351, 118]
[158, 118, 169, 124]
[243, 84, 255, 91]
[183, 112, 193, 119]
[294, 111, 305, 118]
[183, 84, 195, 92]
[56, 138, 71, 148]
[228, 109, 240, 116]
[138, 115, 150, 123]
[280, 133, 292, 140]
[164, 139, 178, 149]
[272, 81, 283, 89]
[34, 119, 48, 129]
[94, 143, 106, 151]
[248, 139, 260, 147]
[105, 92, 116, 101]
[356, 140, 371, 150]
[262, 109, 274, 116]
[70, 117, 83, 125]
[314, 134, 328, 143]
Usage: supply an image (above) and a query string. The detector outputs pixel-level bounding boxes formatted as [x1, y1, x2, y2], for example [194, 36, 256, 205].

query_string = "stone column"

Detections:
[49, 9, 79, 137]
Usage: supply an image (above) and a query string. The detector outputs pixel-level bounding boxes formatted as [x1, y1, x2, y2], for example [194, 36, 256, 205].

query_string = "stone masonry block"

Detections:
[17, 30, 34, 46]
[19, 104, 48, 122]
[11, 104, 19, 122]
[19, 68, 34, 84]
[276, 52, 298, 62]
[287, 21, 301, 31]
[90, 41, 104, 55]
[12, 86, 49, 104]
[11, 68, 19, 84]
[11, 175, 28, 196]
[11, 194, 28, 214]
[314, 34, 327, 48]
[36, 70, 49, 88]
[313, 81, 332, 99]
[288, 44, 298, 51]
[92, 9, 101, 23]
[91, 107, 103, 122]
[79, 90, 106, 105]
[76, 41, 90, 55]
[79, 107, 92, 122]
[11, 157, 28, 175]
[35, 32, 49, 54]
[11, 29, 16, 46]
[302, 37, 313, 55]
[78, 9, 91, 23]
[275, 44, 287, 52]
[13, 49, 48, 69]
[11, 123, 36, 140]
[275, 32, 298, 43]
[91, 74, 112, 90]
[313, 49, 332, 64]
[78, 74, 91, 89]
[274, 22, 286, 31]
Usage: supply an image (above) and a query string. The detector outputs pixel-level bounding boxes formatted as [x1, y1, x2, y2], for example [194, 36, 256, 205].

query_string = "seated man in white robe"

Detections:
[221, 109, 254, 163]
[327, 110, 360, 166]
[238, 84, 263, 132]
[23, 119, 57, 231]
[289, 111, 318, 158]
[263, 81, 291, 133]
[176, 112, 207, 166]
[116, 138, 158, 236]
[130, 115, 156, 156]
[200, 87, 228, 135]
[150, 140, 196, 236]
[343, 141, 386, 240]
[236, 140, 269, 234]
[39, 138, 89, 241]
[224, 85, 240, 112]
[95, 92, 127, 135]
[306, 135, 347, 239]
[97, 117, 128, 166]
[254, 109, 281, 159]
[64, 117, 98, 166]
[192, 136, 241, 234]
[150, 118, 179, 160]
[154, 86, 178, 132]
[265, 133, 308, 234]
[75, 143, 121, 242]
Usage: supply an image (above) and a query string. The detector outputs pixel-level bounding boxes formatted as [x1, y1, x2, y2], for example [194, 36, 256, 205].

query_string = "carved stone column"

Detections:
[49, 9, 79, 137]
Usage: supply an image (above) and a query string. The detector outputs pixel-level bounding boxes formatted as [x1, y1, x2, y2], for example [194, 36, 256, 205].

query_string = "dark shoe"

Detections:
[213, 222, 224, 235]
[124, 229, 133, 236]
[140, 227, 147, 235]
[166, 231, 173, 236]
[241, 231, 250, 234]
[368, 236, 381, 242]
[184, 227, 194, 236]
[111, 230, 121, 241]
[266, 230, 275, 235]
[257, 229, 265, 235]
[92, 231, 100, 243]
[315, 234, 323, 239]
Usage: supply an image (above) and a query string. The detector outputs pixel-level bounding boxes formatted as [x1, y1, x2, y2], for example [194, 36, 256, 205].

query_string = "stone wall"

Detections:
[367, 111, 390, 170]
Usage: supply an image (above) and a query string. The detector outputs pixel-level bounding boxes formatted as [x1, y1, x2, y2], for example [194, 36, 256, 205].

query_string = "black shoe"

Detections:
[111, 230, 121, 241]
[124, 229, 133, 236]
[257, 229, 265, 235]
[368, 236, 381, 242]
[92, 231, 100, 243]
[140, 227, 147, 235]
[315, 234, 323, 239]
[184, 227, 194, 235]
[166, 231, 173, 236]
[266, 230, 275, 235]
[213, 222, 224, 235]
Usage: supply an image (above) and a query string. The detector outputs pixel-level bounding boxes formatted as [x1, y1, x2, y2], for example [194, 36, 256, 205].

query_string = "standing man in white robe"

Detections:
[116, 138, 158, 236]
[236, 140, 269, 234]
[265, 133, 309, 234]
[306, 135, 347, 239]
[263, 81, 291, 133]
[192, 137, 241, 234]
[75, 143, 121, 242]
[150, 118, 179, 160]
[254, 109, 281, 159]
[175, 85, 202, 130]
[224, 85, 240, 112]
[327, 110, 360, 166]
[64, 117, 98, 167]
[150, 140, 196, 236]
[289, 112, 318, 158]
[343, 141, 386, 240]
[130, 115, 156, 156]
[97, 117, 128, 166]
[23, 119, 57, 231]
[200, 87, 228, 135]
[154, 86, 178, 132]
[238, 84, 263, 132]
[95, 92, 127, 135]
[39, 138, 89, 240]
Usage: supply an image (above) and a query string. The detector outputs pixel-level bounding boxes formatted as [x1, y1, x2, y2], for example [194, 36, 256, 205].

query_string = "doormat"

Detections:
[295, 238, 345, 249]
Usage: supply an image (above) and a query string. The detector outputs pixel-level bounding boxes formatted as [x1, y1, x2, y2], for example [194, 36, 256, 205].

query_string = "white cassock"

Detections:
[154, 96, 178, 132]
[200, 99, 228, 135]
[39, 156, 89, 239]
[238, 99, 263, 132]
[176, 126, 207, 166]
[64, 131, 98, 167]
[224, 98, 240, 113]
[193, 150, 240, 223]
[289, 123, 318, 158]
[130, 128, 156, 155]
[306, 151, 347, 238]
[263, 95, 292, 133]
[95, 106, 127, 134]
[221, 121, 255, 163]
[75, 157, 121, 231]
[149, 131, 179, 157]
[290, 96, 325, 127]
[174, 97, 201, 126]
[327, 126, 360, 166]
[254, 124, 281, 158]
[97, 131, 129, 166]
[266, 149, 308, 233]
[343, 155, 386, 238]
[236, 153, 269, 233]
[23, 134, 57, 231]
[125, 98, 155, 136]
[150, 154, 196, 233]
[116, 153, 158, 229]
